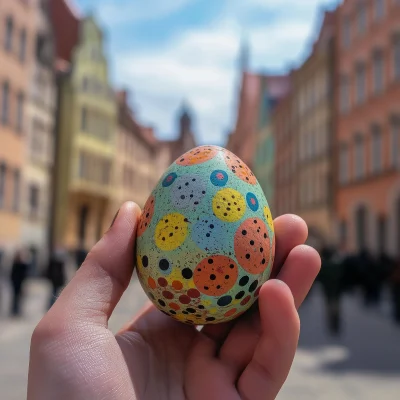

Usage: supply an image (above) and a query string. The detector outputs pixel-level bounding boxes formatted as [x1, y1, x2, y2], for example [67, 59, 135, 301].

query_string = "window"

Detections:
[339, 144, 349, 184]
[373, 51, 384, 94]
[1, 82, 10, 125]
[0, 163, 6, 209]
[356, 64, 366, 104]
[28, 184, 39, 219]
[342, 17, 351, 48]
[19, 29, 27, 63]
[357, 4, 367, 35]
[81, 107, 87, 131]
[371, 125, 383, 174]
[374, 0, 385, 20]
[340, 75, 350, 113]
[16, 92, 24, 132]
[4, 16, 13, 51]
[82, 77, 89, 91]
[79, 152, 86, 178]
[101, 160, 111, 184]
[393, 36, 400, 80]
[391, 118, 400, 168]
[354, 135, 365, 180]
[12, 170, 20, 212]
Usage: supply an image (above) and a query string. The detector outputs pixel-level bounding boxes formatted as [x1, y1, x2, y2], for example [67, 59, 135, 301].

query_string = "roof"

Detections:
[116, 90, 163, 150]
[49, 0, 80, 64]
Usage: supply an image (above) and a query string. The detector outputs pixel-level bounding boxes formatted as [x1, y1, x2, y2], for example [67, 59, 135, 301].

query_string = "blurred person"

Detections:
[358, 249, 381, 307]
[319, 246, 344, 336]
[9, 248, 30, 317]
[28, 204, 321, 400]
[390, 257, 400, 324]
[75, 247, 87, 270]
[46, 247, 67, 310]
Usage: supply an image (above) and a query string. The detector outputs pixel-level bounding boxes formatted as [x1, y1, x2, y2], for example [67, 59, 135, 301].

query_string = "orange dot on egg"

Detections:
[224, 308, 237, 317]
[169, 302, 180, 310]
[172, 280, 183, 290]
[148, 277, 157, 289]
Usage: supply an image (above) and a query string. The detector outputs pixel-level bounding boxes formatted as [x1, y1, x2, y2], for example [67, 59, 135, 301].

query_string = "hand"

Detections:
[28, 202, 320, 400]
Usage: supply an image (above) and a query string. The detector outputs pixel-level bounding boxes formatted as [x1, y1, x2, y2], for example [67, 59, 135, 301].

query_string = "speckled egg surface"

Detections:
[136, 145, 275, 325]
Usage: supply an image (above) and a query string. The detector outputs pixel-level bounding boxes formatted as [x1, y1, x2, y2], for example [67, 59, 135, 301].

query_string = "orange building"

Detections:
[336, 0, 400, 256]
[273, 85, 298, 218]
[0, 1, 35, 264]
[226, 71, 261, 169]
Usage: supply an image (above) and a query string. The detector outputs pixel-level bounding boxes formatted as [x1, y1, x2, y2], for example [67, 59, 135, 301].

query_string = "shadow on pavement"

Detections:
[298, 285, 400, 374]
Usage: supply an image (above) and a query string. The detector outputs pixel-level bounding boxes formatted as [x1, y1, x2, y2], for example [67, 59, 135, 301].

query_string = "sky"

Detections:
[74, 0, 340, 145]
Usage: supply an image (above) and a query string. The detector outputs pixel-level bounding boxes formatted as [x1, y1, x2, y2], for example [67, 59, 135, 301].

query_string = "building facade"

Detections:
[336, 0, 400, 256]
[273, 85, 298, 218]
[115, 90, 170, 209]
[254, 75, 290, 215]
[293, 11, 336, 249]
[51, 11, 117, 252]
[0, 0, 35, 266]
[226, 71, 261, 169]
[21, 0, 57, 272]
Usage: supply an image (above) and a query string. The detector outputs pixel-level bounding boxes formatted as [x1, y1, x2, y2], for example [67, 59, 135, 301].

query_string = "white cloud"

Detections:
[96, 0, 191, 24]
[112, 0, 338, 145]
[115, 21, 241, 144]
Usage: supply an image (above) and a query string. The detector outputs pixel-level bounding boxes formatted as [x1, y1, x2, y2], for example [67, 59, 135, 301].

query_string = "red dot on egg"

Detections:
[158, 277, 168, 287]
[254, 286, 261, 297]
[187, 289, 200, 298]
[240, 295, 251, 306]
[179, 295, 191, 304]
[162, 290, 174, 300]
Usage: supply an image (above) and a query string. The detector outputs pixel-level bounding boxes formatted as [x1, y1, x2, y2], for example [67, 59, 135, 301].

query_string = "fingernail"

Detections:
[110, 209, 120, 229]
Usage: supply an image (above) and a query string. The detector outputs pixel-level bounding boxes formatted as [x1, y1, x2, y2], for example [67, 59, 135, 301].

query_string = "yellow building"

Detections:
[0, 1, 35, 265]
[51, 15, 117, 253]
[21, 0, 57, 272]
[115, 90, 171, 209]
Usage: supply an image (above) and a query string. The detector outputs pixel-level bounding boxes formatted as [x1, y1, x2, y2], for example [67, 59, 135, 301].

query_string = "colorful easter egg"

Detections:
[135, 145, 275, 325]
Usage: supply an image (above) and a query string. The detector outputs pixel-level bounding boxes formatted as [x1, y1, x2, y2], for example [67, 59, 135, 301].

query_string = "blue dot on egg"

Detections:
[192, 216, 226, 252]
[162, 172, 177, 187]
[246, 192, 259, 212]
[210, 170, 228, 187]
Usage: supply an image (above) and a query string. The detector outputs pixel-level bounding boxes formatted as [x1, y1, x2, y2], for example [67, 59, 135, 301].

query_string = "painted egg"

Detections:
[135, 145, 275, 325]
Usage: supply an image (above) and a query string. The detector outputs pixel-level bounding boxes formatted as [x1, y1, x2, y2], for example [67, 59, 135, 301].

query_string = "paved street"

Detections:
[1, 277, 400, 400]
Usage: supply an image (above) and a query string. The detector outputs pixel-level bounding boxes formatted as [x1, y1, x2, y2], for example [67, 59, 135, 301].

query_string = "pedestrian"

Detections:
[319, 246, 344, 336]
[27, 202, 321, 399]
[390, 257, 400, 324]
[9, 248, 30, 317]
[358, 249, 381, 307]
[46, 247, 67, 309]
[75, 247, 87, 270]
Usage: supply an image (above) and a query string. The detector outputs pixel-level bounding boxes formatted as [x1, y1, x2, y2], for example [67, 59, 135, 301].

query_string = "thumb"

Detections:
[45, 201, 141, 329]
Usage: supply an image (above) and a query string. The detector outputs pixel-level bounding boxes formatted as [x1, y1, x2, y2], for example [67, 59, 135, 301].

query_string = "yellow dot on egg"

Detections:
[212, 188, 246, 222]
[264, 206, 274, 233]
[154, 213, 188, 251]
[209, 308, 217, 314]
[203, 299, 212, 306]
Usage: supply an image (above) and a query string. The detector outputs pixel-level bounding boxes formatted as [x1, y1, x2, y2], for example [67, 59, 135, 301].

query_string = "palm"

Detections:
[116, 306, 197, 399]
[28, 204, 321, 400]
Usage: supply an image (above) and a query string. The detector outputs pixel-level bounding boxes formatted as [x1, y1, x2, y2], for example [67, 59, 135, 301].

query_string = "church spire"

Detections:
[239, 34, 250, 73]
